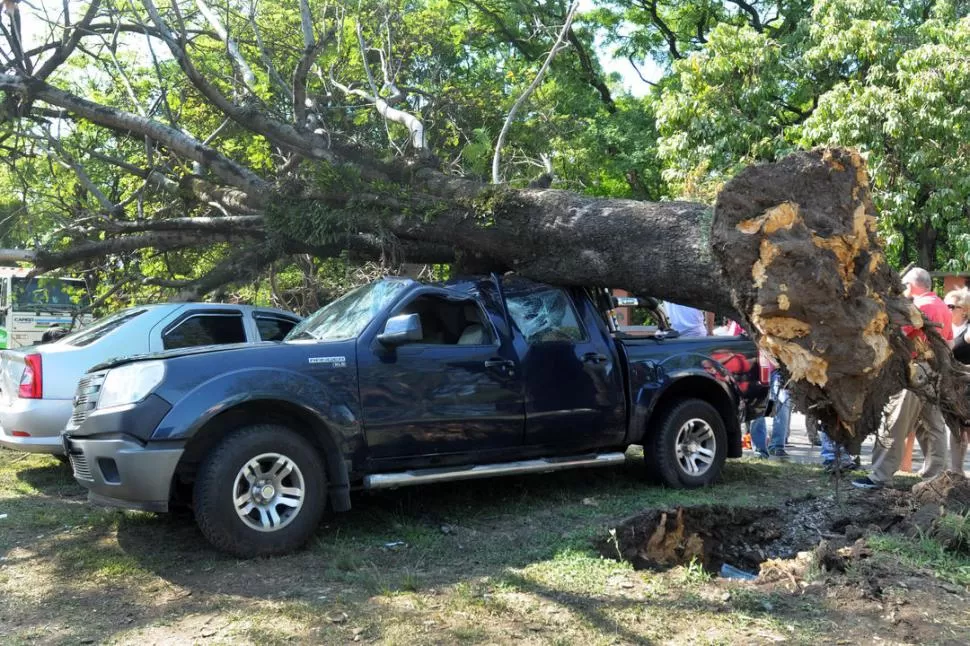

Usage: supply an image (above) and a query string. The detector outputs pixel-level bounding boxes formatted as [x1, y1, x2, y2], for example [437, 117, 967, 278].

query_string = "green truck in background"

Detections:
[0, 267, 93, 348]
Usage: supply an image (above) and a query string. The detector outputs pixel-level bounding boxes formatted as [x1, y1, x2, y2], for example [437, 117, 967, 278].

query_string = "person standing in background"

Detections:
[749, 352, 791, 459]
[663, 302, 710, 337]
[945, 287, 970, 475]
[854, 267, 952, 489]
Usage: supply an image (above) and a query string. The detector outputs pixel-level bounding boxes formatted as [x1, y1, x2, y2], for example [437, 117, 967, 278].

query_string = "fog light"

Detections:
[11, 431, 30, 437]
[97, 457, 120, 484]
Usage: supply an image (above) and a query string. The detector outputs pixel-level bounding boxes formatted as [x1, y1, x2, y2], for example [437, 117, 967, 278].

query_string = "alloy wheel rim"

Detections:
[232, 452, 305, 532]
[674, 418, 716, 477]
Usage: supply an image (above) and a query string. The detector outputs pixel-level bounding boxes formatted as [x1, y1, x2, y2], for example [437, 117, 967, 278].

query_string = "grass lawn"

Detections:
[2, 448, 969, 645]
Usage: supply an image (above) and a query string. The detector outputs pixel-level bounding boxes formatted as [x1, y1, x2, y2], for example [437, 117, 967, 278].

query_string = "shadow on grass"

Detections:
[15, 462, 84, 497]
[2, 457, 847, 644]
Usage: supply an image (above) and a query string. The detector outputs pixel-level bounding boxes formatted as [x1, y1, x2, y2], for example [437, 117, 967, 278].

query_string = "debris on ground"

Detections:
[599, 471, 970, 582]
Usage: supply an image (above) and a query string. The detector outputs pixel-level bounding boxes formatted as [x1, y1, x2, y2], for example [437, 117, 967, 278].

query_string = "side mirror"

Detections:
[377, 313, 423, 346]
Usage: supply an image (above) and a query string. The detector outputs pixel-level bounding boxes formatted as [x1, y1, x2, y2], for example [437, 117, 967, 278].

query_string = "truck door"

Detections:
[503, 280, 626, 451]
[358, 287, 525, 459]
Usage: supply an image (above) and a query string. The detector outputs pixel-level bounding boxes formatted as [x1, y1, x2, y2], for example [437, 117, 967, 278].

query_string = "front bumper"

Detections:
[64, 434, 184, 513]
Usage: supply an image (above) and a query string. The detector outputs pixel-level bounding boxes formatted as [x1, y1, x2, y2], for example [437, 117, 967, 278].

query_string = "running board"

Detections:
[363, 452, 627, 490]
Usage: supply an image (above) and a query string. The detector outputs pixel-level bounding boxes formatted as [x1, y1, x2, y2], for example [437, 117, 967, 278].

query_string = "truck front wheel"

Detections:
[645, 398, 726, 488]
[193, 425, 327, 557]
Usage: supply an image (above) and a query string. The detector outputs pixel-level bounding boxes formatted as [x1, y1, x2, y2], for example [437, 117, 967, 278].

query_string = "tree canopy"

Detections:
[0, 1, 967, 309]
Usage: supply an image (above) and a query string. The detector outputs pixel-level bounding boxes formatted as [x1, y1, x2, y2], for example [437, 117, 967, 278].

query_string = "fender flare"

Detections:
[157, 367, 354, 511]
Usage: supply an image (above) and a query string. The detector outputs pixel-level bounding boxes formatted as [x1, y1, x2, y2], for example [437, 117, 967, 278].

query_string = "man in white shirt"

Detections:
[663, 302, 710, 337]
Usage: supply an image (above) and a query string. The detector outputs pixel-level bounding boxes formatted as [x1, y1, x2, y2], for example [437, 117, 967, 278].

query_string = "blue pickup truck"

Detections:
[63, 275, 767, 557]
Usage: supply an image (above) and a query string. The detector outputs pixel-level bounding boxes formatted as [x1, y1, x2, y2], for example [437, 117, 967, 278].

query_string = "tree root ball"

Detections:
[711, 148, 925, 448]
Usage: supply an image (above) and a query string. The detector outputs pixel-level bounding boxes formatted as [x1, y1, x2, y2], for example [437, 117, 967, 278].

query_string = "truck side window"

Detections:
[255, 316, 297, 341]
[163, 314, 246, 350]
[506, 288, 585, 344]
[396, 295, 495, 345]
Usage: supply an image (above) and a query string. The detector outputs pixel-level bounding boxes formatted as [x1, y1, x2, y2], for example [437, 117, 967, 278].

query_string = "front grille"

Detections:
[69, 452, 93, 481]
[70, 372, 106, 427]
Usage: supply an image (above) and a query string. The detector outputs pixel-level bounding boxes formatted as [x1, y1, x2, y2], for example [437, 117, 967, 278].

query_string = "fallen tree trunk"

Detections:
[370, 147, 970, 447]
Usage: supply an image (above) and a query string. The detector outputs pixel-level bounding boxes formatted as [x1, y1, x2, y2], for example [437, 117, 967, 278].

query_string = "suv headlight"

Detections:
[97, 361, 166, 410]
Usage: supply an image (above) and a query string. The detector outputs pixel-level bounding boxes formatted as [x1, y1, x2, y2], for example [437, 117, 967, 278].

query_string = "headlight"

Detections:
[97, 361, 166, 410]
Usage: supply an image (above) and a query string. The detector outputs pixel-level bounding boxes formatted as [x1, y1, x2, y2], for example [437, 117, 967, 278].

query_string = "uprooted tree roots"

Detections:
[711, 148, 970, 449]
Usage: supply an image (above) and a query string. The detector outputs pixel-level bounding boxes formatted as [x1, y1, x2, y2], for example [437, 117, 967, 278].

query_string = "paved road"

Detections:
[750, 412, 969, 473]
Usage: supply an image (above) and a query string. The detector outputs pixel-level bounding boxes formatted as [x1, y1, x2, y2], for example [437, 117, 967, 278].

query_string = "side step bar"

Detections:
[363, 452, 627, 490]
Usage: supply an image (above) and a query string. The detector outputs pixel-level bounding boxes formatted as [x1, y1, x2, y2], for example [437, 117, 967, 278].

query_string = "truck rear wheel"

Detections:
[644, 398, 726, 488]
[193, 424, 327, 557]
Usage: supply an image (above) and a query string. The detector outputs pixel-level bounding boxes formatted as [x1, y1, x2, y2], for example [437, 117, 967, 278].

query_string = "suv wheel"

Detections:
[644, 398, 727, 488]
[193, 424, 327, 557]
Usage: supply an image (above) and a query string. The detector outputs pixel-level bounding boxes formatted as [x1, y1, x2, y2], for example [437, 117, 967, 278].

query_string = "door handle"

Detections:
[484, 358, 516, 377]
[484, 359, 514, 369]
[583, 352, 609, 364]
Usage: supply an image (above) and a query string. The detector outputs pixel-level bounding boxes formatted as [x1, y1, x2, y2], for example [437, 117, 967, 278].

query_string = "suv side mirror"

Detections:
[378, 313, 423, 346]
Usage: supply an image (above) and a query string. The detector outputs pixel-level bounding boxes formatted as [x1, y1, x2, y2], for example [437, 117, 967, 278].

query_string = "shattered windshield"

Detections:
[286, 280, 410, 342]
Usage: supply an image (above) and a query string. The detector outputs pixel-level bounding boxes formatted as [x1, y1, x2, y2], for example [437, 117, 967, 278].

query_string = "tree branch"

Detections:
[41, 129, 117, 214]
[86, 150, 179, 193]
[726, 0, 763, 32]
[627, 56, 659, 87]
[34, 0, 102, 81]
[35, 230, 264, 269]
[492, 2, 578, 184]
[19, 22, 217, 61]
[141, 0, 335, 162]
[247, 13, 289, 96]
[565, 26, 616, 114]
[462, 0, 538, 60]
[1, 0, 28, 73]
[293, 18, 334, 127]
[327, 20, 427, 156]
[640, 0, 682, 60]
[145, 244, 280, 301]
[103, 215, 264, 233]
[193, 0, 256, 89]
[0, 73, 270, 195]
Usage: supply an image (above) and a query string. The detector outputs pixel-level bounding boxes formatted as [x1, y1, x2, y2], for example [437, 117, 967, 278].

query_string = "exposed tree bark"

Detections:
[0, 74, 270, 194]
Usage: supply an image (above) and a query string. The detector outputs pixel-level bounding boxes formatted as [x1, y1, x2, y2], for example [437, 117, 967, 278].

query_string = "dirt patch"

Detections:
[600, 473, 970, 577]
[594, 474, 970, 644]
[600, 487, 914, 574]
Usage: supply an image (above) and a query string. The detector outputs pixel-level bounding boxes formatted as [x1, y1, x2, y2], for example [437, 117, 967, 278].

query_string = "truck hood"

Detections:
[88, 341, 274, 372]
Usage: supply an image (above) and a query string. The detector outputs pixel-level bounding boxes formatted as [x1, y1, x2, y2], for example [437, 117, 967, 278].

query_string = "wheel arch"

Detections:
[172, 399, 351, 512]
[637, 375, 742, 458]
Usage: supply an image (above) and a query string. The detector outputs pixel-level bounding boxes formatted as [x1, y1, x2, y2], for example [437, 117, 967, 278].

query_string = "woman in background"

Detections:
[944, 287, 970, 475]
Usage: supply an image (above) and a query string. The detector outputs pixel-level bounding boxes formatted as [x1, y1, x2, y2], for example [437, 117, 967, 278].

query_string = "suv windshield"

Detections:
[286, 280, 411, 342]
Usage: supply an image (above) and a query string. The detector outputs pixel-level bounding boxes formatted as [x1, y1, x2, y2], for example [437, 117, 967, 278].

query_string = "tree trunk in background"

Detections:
[917, 220, 937, 272]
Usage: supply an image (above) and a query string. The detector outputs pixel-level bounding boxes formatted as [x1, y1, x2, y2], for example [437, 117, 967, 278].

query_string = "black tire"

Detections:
[193, 424, 327, 558]
[643, 398, 727, 488]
